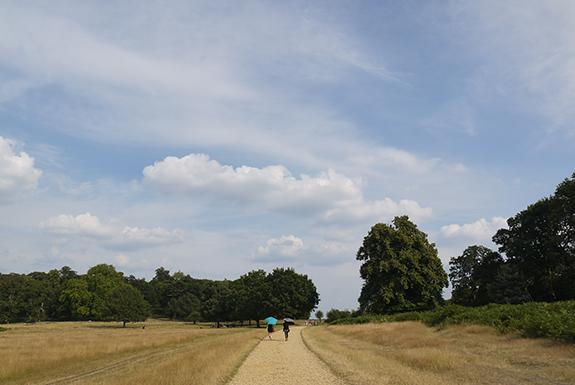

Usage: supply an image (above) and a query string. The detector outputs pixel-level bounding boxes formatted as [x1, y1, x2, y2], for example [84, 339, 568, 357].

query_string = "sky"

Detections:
[1, 0, 574, 312]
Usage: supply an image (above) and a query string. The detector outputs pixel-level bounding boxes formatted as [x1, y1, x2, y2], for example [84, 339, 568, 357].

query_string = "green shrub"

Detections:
[331, 301, 575, 343]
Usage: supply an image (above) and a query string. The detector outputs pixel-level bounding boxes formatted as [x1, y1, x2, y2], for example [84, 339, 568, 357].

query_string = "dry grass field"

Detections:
[0, 320, 262, 385]
[303, 321, 575, 385]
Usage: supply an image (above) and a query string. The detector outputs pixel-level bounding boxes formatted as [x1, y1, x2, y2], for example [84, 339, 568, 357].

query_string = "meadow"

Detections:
[0, 320, 261, 385]
[303, 321, 575, 385]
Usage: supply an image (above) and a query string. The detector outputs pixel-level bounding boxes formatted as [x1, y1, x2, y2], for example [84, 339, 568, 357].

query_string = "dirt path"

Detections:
[228, 326, 345, 385]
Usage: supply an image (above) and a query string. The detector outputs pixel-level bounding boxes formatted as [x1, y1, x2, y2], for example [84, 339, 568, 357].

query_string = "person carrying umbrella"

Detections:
[264, 316, 277, 340]
[283, 318, 294, 341]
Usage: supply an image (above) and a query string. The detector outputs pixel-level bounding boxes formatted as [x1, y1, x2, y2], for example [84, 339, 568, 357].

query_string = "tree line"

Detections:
[450, 172, 575, 306]
[0, 265, 319, 326]
[346, 171, 574, 317]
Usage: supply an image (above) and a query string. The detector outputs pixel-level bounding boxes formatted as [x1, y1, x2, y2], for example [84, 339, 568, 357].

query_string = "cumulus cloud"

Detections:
[0, 136, 42, 200]
[143, 154, 358, 212]
[143, 153, 433, 222]
[42, 213, 182, 250]
[256, 235, 304, 261]
[441, 217, 508, 241]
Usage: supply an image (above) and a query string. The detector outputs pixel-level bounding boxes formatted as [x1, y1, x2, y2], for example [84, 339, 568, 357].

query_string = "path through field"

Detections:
[228, 326, 345, 385]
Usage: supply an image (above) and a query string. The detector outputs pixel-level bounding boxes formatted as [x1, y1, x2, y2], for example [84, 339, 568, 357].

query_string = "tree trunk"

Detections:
[123, 320, 126, 328]
[256, 320, 260, 328]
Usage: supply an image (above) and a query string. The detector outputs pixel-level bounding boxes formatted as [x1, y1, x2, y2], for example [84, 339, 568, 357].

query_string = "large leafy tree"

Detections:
[357, 216, 448, 314]
[236, 270, 273, 327]
[494, 172, 575, 301]
[106, 284, 150, 327]
[268, 268, 319, 319]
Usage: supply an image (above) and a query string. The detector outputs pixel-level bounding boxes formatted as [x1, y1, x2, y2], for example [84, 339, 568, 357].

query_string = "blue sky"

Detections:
[1, 0, 574, 311]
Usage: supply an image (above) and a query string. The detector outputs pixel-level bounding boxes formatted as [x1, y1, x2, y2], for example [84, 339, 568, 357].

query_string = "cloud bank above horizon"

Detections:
[0, 1, 573, 311]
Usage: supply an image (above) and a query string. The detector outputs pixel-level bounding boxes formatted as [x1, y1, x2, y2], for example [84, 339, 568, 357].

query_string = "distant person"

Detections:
[267, 323, 274, 340]
[283, 321, 290, 341]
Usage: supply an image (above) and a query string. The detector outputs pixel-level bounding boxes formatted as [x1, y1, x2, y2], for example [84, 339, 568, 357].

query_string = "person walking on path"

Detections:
[267, 322, 274, 340]
[283, 321, 290, 341]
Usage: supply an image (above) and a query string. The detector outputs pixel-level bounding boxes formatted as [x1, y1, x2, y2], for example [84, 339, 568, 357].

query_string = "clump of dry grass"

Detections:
[303, 321, 575, 385]
[0, 320, 261, 385]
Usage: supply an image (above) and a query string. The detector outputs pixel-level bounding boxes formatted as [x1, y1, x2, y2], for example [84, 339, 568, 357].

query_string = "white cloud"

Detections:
[323, 198, 433, 224]
[256, 235, 304, 260]
[143, 153, 433, 223]
[254, 235, 355, 266]
[143, 154, 359, 212]
[441, 217, 508, 241]
[0, 1, 436, 178]
[0, 136, 42, 200]
[115, 254, 130, 267]
[42, 213, 182, 250]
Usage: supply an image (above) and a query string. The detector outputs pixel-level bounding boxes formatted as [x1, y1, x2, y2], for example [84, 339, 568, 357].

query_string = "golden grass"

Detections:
[0, 320, 262, 385]
[303, 321, 575, 385]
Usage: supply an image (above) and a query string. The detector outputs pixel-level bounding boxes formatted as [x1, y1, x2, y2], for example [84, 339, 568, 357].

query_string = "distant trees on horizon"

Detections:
[0, 265, 319, 326]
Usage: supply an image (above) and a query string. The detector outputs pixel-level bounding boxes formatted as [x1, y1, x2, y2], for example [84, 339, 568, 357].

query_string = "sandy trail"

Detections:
[228, 326, 345, 385]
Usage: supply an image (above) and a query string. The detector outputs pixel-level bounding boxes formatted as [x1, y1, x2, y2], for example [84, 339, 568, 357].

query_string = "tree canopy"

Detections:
[0, 264, 319, 325]
[493, 172, 575, 301]
[357, 216, 448, 314]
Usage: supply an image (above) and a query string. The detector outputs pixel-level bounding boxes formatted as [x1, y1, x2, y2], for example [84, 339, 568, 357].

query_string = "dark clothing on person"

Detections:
[283, 322, 290, 341]
[267, 324, 274, 333]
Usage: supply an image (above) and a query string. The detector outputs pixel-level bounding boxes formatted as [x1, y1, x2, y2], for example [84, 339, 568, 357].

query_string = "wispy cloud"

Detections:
[42, 213, 183, 250]
[449, 0, 575, 137]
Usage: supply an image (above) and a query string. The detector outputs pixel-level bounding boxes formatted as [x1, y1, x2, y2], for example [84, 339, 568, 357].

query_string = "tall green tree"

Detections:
[357, 216, 448, 314]
[236, 270, 273, 327]
[494, 172, 575, 301]
[85, 264, 125, 319]
[105, 284, 150, 327]
[268, 268, 319, 319]
[59, 278, 95, 320]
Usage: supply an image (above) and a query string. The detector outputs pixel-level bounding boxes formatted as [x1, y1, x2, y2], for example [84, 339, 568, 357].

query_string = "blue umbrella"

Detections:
[264, 316, 278, 325]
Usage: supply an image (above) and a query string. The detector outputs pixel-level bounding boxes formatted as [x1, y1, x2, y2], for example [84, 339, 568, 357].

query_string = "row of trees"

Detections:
[355, 172, 574, 315]
[450, 173, 575, 306]
[0, 265, 319, 326]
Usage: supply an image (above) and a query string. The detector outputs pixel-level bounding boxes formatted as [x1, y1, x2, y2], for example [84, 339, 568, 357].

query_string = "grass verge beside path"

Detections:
[0, 320, 262, 385]
[303, 322, 575, 385]
[332, 301, 575, 342]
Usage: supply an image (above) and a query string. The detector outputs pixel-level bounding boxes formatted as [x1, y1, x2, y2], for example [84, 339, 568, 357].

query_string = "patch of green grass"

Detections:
[0, 326, 8, 332]
[331, 301, 575, 343]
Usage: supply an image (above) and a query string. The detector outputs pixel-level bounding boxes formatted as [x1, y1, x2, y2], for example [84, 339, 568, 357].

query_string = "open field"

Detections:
[0, 320, 262, 385]
[303, 322, 575, 385]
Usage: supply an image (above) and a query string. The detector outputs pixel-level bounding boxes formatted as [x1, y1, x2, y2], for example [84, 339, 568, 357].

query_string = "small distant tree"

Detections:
[315, 310, 323, 323]
[326, 309, 352, 323]
[106, 284, 150, 327]
[449, 245, 504, 306]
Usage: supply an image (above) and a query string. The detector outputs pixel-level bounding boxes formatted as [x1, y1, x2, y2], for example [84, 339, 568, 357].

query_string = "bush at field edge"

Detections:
[330, 301, 575, 343]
